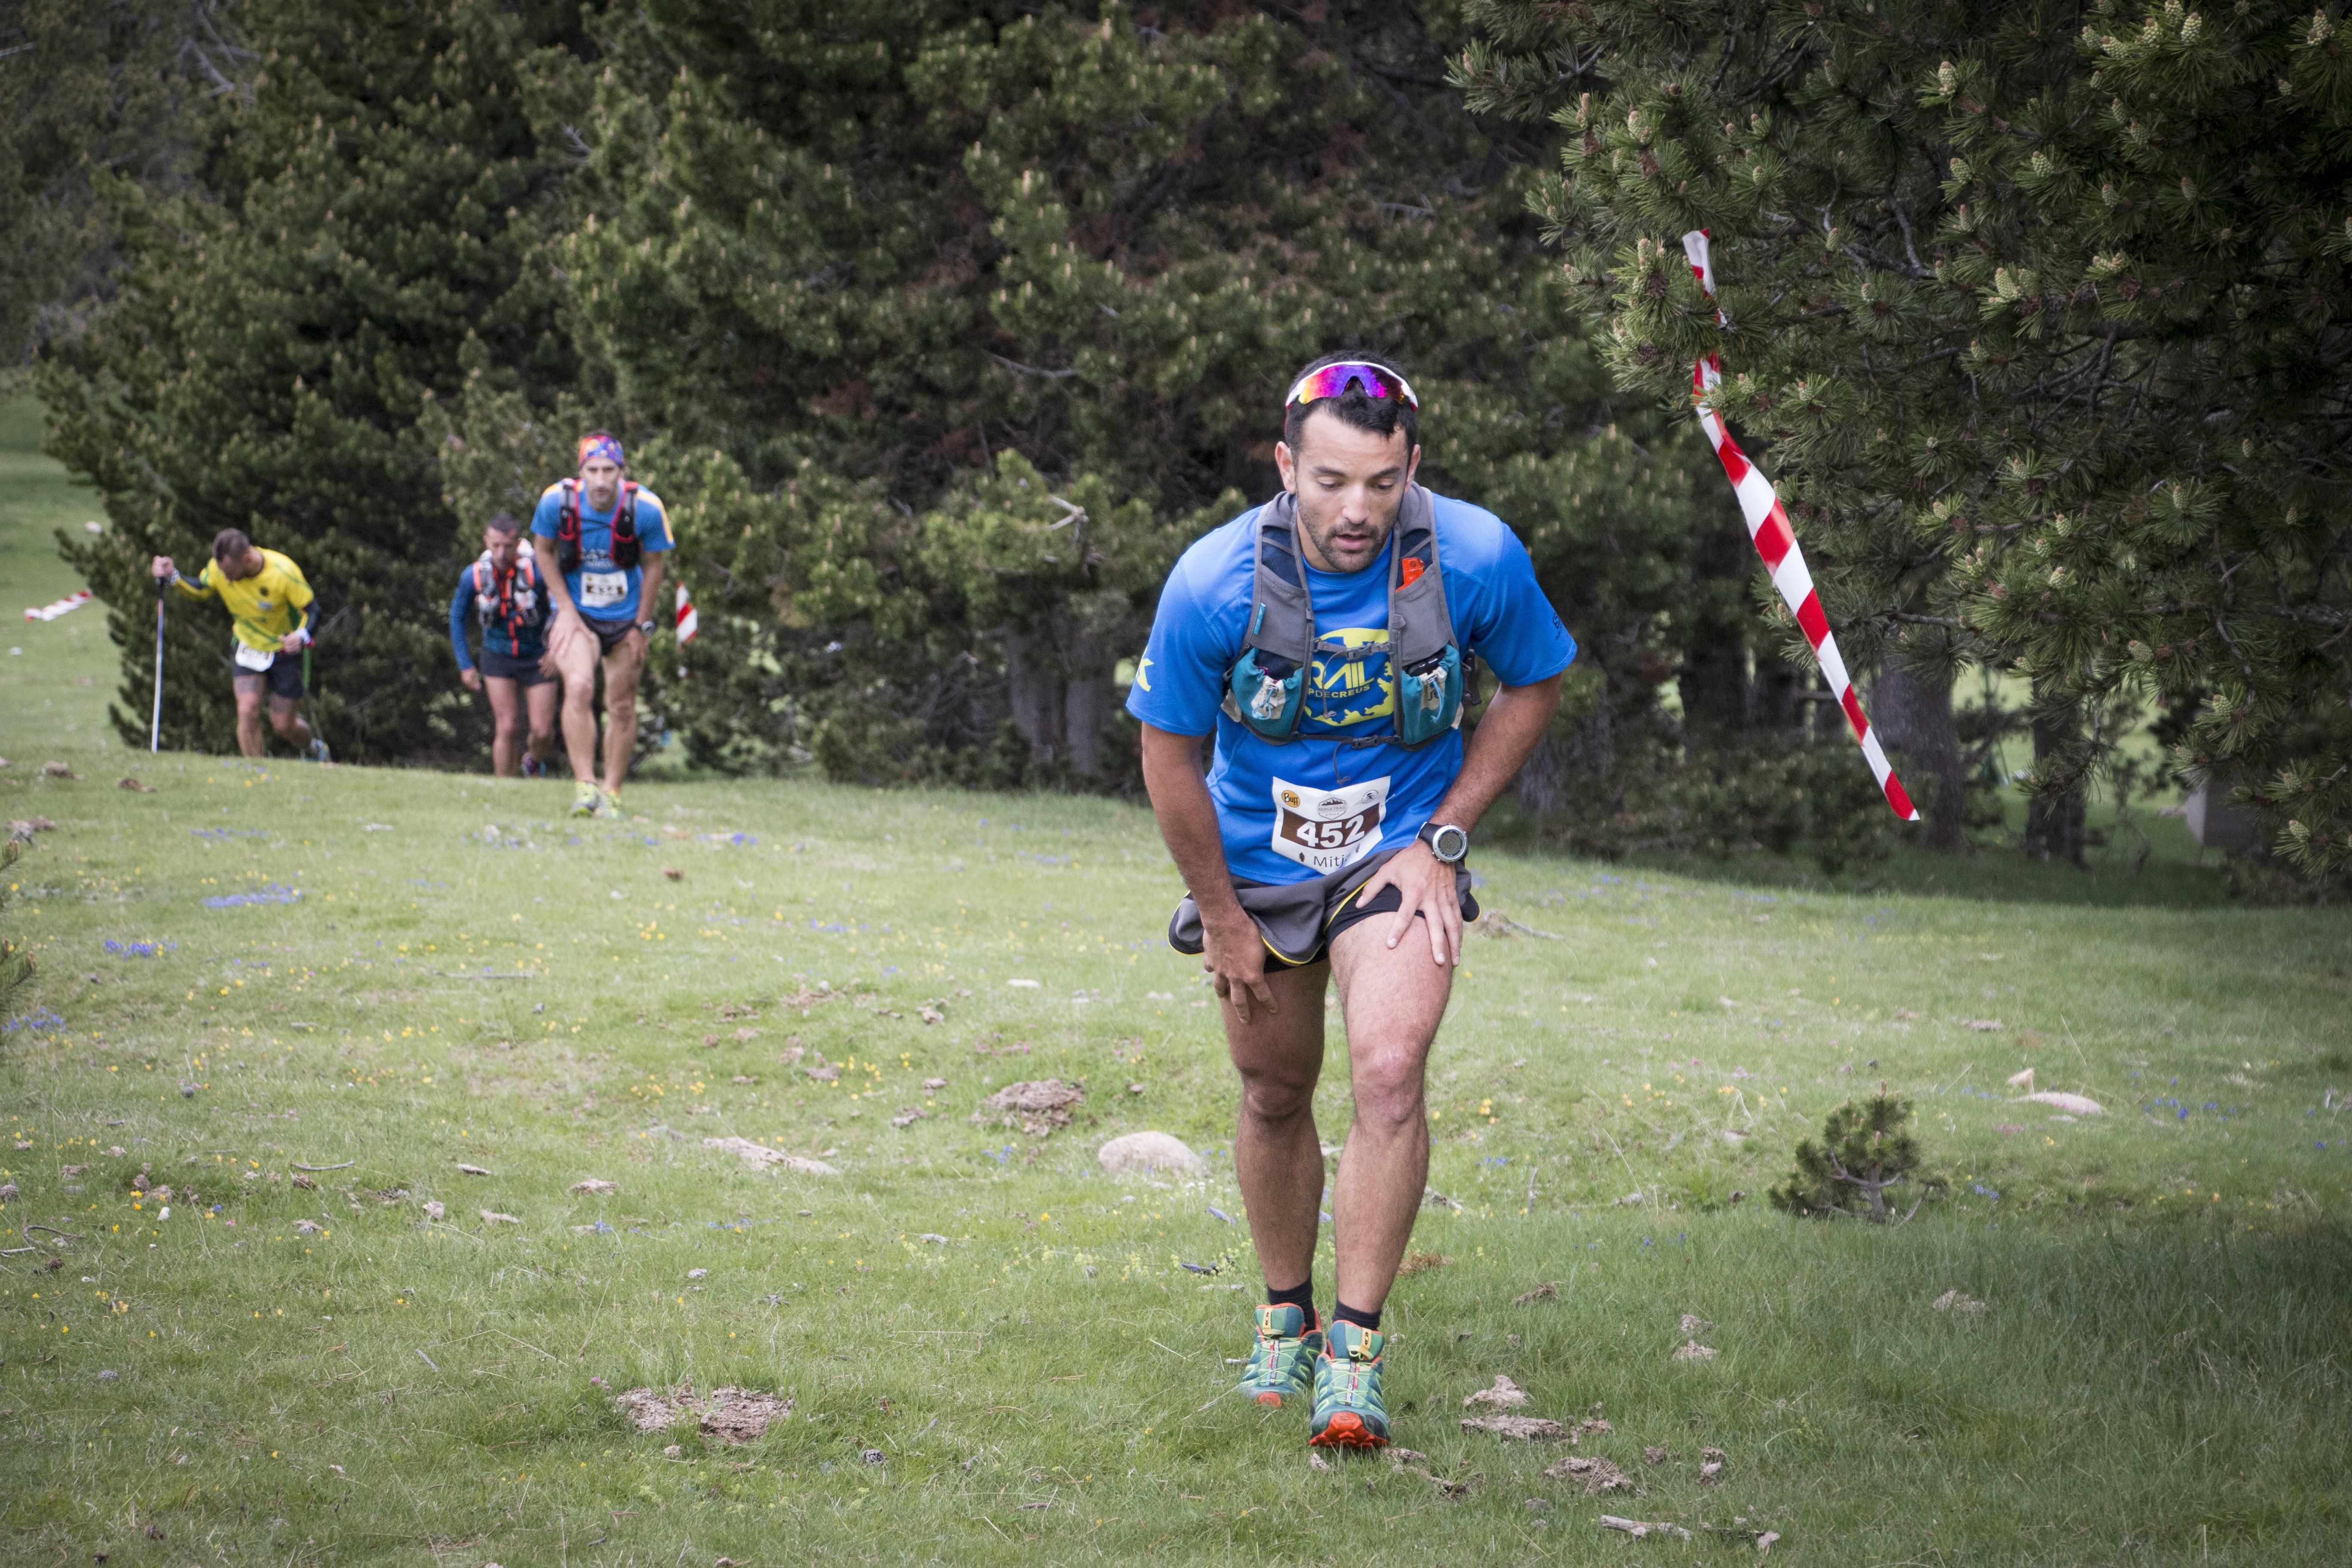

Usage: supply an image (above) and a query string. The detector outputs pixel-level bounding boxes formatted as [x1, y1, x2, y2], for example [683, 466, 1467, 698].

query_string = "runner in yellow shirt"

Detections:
[150, 528, 331, 762]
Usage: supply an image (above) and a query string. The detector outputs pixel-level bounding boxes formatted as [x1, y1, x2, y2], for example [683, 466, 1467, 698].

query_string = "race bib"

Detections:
[578, 570, 628, 609]
[232, 643, 276, 672]
[1270, 775, 1389, 874]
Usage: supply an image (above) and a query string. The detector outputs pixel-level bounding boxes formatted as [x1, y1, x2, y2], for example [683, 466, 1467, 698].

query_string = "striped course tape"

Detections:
[1680, 230, 1918, 822]
[25, 590, 93, 623]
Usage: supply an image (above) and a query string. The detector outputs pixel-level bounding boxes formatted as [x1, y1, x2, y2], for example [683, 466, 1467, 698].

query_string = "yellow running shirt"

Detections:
[175, 549, 314, 652]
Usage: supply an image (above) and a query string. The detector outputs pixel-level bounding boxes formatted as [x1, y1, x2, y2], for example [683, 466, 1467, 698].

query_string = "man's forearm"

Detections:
[638, 557, 666, 623]
[1139, 726, 1243, 917]
[536, 540, 579, 617]
[1431, 673, 1565, 832]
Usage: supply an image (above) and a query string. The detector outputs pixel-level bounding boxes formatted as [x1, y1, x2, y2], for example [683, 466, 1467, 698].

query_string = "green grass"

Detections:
[0, 398, 118, 747]
[3, 405, 2351, 1564]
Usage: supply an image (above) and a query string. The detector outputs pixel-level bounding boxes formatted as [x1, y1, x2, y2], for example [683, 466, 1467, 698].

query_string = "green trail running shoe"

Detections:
[1238, 1303, 1323, 1409]
[1308, 1320, 1390, 1449]
[569, 781, 600, 818]
[592, 788, 628, 821]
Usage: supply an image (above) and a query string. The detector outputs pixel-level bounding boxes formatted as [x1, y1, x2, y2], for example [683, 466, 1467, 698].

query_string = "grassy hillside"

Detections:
[0, 740, 2346, 1565]
[0, 398, 117, 746]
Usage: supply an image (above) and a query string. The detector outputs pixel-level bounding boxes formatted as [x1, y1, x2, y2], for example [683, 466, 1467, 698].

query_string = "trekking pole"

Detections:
[150, 576, 167, 753]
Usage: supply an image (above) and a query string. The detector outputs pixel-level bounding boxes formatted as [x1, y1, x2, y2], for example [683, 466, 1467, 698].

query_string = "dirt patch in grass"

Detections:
[614, 1384, 795, 1444]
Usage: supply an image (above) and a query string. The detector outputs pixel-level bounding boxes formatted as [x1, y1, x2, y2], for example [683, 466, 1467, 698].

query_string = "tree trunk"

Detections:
[1867, 662, 1965, 851]
[1061, 631, 1111, 780]
[1516, 731, 1565, 817]
[1678, 518, 1758, 732]
[2022, 702, 2087, 864]
[1001, 626, 1064, 769]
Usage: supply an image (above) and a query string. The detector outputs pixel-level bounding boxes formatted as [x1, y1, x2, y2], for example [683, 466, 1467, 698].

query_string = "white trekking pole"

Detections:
[150, 577, 166, 752]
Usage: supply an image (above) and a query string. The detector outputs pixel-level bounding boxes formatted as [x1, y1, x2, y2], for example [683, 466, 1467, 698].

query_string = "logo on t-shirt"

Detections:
[1305, 627, 1395, 731]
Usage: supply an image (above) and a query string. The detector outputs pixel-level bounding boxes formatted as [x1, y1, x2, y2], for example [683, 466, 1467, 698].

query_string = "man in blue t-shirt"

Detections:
[448, 512, 557, 778]
[1129, 355, 1575, 1451]
[531, 431, 674, 818]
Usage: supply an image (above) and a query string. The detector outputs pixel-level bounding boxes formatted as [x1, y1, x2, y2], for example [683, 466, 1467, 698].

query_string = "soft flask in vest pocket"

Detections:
[1395, 646, 1462, 747]
[1228, 649, 1305, 741]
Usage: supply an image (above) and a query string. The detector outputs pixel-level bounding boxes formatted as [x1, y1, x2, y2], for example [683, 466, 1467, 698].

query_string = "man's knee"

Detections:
[267, 706, 302, 735]
[1349, 1048, 1429, 1130]
[1237, 1066, 1317, 1125]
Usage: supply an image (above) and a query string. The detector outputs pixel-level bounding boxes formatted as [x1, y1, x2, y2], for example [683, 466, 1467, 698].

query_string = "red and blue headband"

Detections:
[577, 433, 625, 469]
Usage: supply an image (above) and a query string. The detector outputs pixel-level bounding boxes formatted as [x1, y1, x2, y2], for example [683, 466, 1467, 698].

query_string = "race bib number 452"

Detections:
[1270, 775, 1390, 874]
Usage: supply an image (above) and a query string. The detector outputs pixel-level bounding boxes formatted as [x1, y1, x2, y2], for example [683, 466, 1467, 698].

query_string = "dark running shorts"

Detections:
[1168, 844, 1479, 972]
[478, 646, 553, 686]
[230, 650, 305, 703]
[584, 616, 641, 657]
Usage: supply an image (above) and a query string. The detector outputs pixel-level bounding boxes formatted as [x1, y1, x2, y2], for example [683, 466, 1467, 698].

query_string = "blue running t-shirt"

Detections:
[529, 482, 674, 626]
[1127, 490, 1576, 885]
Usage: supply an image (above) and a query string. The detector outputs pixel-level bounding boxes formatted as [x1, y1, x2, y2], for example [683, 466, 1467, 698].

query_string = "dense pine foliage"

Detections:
[1458, 0, 2352, 873]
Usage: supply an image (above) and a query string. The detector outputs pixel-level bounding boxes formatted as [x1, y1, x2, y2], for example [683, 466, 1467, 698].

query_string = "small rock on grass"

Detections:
[1462, 1415, 1568, 1441]
[116, 777, 155, 793]
[1513, 1282, 1559, 1304]
[1672, 1339, 1718, 1363]
[1462, 1375, 1530, 1410]
[570, 1179, 618, 1195]
[1096, 1131, 1205, 1178]
[454, 1163, 491, 1176]
[1932, 1289, 1988, 1314]
[1643, 1446, 1669, 1465]
[702, 1136, 838, 1175]
[1679, 1313, 1714, 1335]
[479, 1210, 519, 1226]
[1699, 1446, 1728, 1484]
[1543, 1455, 1634, 1494]
[422, 1201, 445, 1221]
[2019, 1090, 2104, 1115]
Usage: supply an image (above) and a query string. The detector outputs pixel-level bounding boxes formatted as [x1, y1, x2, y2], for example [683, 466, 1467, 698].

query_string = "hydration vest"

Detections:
[1221, 485, 1472, 749]
[556, 478, 640, 575]
[472, 550, 544, 641]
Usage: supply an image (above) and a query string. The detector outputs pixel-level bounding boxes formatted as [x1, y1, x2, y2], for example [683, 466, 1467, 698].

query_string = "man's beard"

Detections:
[1297, 495, 1399, 572]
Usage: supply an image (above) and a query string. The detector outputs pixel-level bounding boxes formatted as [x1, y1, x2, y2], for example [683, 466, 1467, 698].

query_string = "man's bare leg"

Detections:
[232, 683, 267, 757]
[1223, 961, 1333, 1293]
[484, 674, 522, 776]
[1326, 918, 1454, 1315]
[551, 628, 600, 784]
[597, 630, 647, 797]
[524, 679, 560, 767]
[265, 698, 314, 755]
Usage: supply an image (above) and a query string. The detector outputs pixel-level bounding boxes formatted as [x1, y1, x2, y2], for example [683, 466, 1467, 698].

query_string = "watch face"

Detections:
[1428, 824, 1467, 861]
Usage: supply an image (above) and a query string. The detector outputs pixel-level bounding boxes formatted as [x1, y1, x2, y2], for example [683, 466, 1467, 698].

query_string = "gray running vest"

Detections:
[1220, 485, 1470, 749]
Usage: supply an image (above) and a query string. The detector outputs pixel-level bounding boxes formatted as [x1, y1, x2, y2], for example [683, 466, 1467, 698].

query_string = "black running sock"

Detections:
[1333, 1300, 1382, 1334]
[1266, 1279, 1317, 1328]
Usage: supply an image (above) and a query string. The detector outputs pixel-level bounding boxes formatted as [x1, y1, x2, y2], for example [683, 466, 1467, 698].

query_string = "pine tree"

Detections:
[1770, 1091, 1936, 1222]
[496, 0, 1731, 792]
[1457, 0, 2352, 873]
[39, 0, 597, 761]
[0, 0, 243, 372]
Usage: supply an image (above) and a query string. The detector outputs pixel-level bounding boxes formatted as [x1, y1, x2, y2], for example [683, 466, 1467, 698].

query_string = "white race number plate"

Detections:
[578, 570, 628, 609]
[1269, 775, 1390, 874]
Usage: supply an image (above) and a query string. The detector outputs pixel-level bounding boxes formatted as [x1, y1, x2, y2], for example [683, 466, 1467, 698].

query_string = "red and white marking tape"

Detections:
[674, 584, 698, 645]
[1680, 230, 1918, 821]
[24, 590, 93, 623]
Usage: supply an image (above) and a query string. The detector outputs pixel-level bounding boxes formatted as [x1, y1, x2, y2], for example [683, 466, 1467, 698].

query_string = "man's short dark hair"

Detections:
[485, 512, 524, 536]
[1282, 352, 1418, 455]
[211, 527, 253, 562]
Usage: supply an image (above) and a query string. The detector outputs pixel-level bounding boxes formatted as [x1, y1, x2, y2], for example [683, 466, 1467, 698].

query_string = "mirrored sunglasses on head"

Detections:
[1284, 361, 1419, 411]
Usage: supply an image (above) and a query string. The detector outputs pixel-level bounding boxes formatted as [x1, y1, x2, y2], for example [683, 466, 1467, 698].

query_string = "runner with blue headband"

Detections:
[1129, 352, 1576, 1450]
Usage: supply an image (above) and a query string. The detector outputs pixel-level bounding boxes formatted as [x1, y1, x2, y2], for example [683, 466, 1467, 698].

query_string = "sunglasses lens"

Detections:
[1287, 362, 1416, 410]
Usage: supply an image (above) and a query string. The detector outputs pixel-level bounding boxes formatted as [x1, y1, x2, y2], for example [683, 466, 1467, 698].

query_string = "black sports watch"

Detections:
[1418, 821, 1469, 864]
